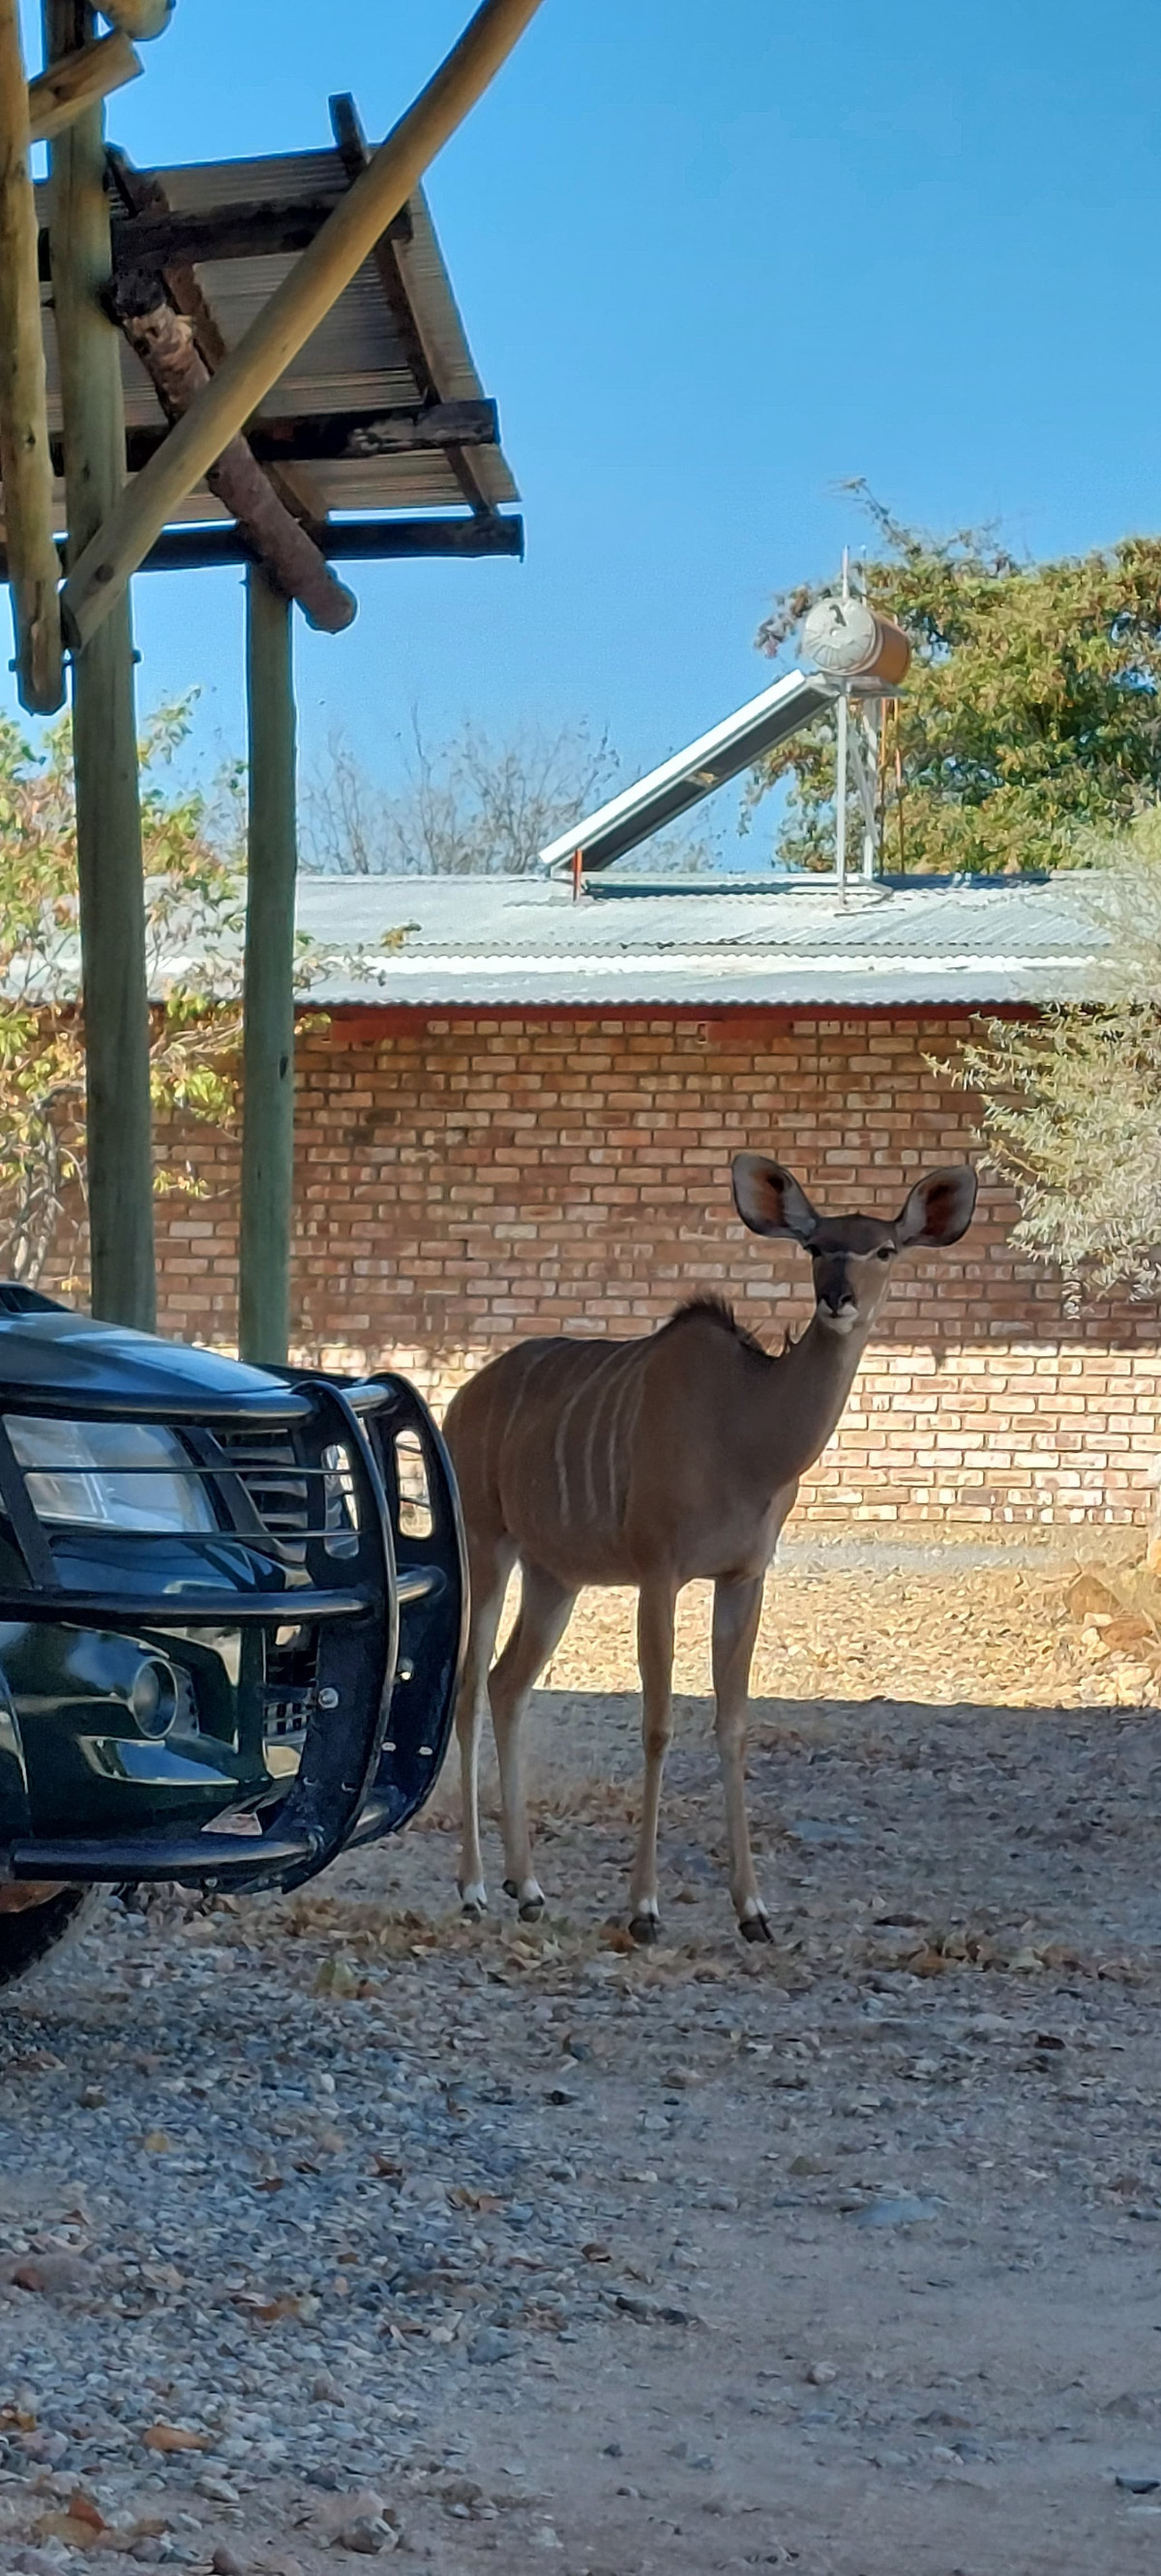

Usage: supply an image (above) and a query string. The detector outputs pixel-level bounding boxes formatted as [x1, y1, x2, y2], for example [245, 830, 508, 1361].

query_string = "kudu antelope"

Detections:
[443, 1155, 977, 1942]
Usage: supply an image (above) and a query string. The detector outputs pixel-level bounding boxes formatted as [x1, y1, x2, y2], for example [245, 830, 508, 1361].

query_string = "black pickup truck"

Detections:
[0, 1287, 465, 1989]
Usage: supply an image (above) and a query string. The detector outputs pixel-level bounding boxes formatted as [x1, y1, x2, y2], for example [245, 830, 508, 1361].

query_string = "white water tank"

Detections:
[801, 595, 911, 686]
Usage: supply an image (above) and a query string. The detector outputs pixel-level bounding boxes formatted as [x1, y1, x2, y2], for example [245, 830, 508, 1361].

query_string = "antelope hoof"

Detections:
[503, 1877, 546, 1921]
[629, 1912, 661, 1946]
[458, 1879, 489, 1921]
[739, 1911, 774, 1945]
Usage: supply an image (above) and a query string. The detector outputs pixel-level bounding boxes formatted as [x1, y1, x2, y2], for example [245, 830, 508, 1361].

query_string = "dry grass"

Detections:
[491, 1547, 1161, 1712]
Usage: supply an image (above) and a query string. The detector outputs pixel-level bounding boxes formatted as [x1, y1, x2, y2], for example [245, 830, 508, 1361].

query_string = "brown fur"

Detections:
[443, 1155, 976, 1939]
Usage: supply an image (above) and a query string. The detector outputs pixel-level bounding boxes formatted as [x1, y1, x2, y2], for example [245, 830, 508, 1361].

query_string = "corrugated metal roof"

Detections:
[288, 873, 1111, 1008]
[27, 149, 516, 531]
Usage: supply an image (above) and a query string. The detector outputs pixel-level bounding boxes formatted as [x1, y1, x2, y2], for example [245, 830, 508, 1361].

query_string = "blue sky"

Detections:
[12, 0, 1161, 839]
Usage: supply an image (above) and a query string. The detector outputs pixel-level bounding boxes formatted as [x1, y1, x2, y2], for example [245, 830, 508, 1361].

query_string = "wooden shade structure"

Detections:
[0, 0, 538, 1358]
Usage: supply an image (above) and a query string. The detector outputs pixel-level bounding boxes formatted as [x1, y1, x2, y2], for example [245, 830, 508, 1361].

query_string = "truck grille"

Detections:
[263, 1620, 320, 1743]
[212, 1427, 311, 1565]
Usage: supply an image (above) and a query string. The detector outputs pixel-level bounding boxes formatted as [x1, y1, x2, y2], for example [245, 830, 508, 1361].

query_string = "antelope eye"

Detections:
[877, 1247, 893, 1262]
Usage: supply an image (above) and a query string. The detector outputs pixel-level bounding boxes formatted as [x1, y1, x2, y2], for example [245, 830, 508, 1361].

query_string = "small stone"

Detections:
[335, 2520, 397, 2556]
[194, 2476, 238, 2505]
[211, 2551, 248, 2576]
[613, 2292, 696, 2327]
[7, 2253, 91, 2298]
[805, 2361, 837, 2386]
[855, 2197, 941, 2230]
[467, 2330, 518, 2365]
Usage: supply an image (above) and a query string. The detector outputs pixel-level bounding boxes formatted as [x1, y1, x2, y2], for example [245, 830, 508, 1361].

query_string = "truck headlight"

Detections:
[5, 1417, 217, 1535]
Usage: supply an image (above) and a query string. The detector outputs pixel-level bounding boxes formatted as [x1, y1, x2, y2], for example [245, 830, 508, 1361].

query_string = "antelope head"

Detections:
[731, 1157, 978, 1338]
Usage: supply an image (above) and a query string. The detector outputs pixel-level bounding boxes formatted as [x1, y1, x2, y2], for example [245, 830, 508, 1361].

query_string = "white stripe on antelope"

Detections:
[442, 1154, 977, 1942]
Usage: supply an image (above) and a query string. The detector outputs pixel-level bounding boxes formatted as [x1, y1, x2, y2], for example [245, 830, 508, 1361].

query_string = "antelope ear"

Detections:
[895, 1165, 977, 1249]
[732, 1155, 820, 1245]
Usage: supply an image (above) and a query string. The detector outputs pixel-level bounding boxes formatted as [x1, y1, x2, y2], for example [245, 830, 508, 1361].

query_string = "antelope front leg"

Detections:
[628, 1579, 677, 1943]
[455, 1541, 513, 1918]
[712, 1572, 770, 1942]
[490, 1561, 577, 1920]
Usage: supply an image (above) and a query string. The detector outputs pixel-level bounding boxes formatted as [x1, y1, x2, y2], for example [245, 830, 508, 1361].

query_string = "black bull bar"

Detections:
[1, 1374, 467, 1894]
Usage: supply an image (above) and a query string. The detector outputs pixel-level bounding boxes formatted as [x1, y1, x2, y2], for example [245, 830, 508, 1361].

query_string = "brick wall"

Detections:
[150, 1004, 1161, 1529]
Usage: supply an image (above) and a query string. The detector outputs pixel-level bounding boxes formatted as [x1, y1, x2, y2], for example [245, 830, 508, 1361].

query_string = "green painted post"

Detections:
[239, 565, 297, 1366]
[44, 0, 156, 1330]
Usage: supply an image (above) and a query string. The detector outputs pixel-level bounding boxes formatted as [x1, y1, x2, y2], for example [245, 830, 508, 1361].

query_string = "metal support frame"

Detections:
[834, 685, 885, 894]
[44, 0, 155, 1332]
[239, 566, 297, 1367]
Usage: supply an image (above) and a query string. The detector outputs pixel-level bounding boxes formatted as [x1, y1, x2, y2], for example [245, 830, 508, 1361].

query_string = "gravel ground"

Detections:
[3, 1550, 1161, 2576]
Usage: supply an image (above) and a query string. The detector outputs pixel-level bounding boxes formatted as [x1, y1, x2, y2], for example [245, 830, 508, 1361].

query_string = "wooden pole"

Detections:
[28, 29, 141, 144]
[99, 0, 172, 33]
[239, 567, 297, 1367]
[61, 0, 547, 647]
[0, 0, 64, 714]
[45, 0, 156, 1331]
[113, 294, 357, 632]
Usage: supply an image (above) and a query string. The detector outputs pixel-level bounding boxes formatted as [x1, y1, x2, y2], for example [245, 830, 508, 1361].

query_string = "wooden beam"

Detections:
[105, 148, 328, 547]
[112, 290, 357, 632]
[28, 29, 141, 142]
[60, 0, 546, 647]
[95, 397, 497, 477]
[329, 93, 491, 520]
[238, 567, 297, 1367]
[44, 0, 155, 1332]
[38, 195, 413, 284]
[0, 512, 525, 577]
[0, 0, 64, 712]
[115, 195, 411, 274]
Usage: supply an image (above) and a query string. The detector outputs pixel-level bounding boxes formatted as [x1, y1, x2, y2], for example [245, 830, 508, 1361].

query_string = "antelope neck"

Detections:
[756, 1308, 875, 1486]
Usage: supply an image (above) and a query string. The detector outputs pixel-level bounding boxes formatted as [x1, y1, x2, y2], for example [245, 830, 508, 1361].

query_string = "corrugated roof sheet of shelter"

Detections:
[289, 873, 1111, 1010]
[28, 152, 517, 532]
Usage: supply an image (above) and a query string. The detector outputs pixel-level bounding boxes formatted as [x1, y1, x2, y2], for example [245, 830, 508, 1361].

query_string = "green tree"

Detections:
[0, 700, 402, 1289]
[951, 809, 1161, 1301]
[752, 490, 1161, 875]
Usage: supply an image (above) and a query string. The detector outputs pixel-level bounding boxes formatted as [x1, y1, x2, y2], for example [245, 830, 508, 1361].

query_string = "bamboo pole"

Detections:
[28, 29, 141, 143]
[45, 0, 156, 1331]
[0, 0, 64, 714]
[239, 567, 297, 1367]
[61, 0, 547, 647]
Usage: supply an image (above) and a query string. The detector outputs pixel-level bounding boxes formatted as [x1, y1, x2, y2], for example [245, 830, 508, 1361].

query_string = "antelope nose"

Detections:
[820, 1287, 857, 1317]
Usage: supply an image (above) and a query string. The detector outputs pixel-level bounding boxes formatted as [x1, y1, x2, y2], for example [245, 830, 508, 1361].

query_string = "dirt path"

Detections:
[4, 1551, 1161, 2576]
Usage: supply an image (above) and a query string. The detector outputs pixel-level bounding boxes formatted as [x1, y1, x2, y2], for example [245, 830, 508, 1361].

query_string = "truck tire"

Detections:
[0, 1888, 104, 1991]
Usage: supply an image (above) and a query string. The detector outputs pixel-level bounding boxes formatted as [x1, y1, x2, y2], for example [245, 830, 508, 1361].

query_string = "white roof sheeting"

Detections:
[285, 873, 1110, 1010]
